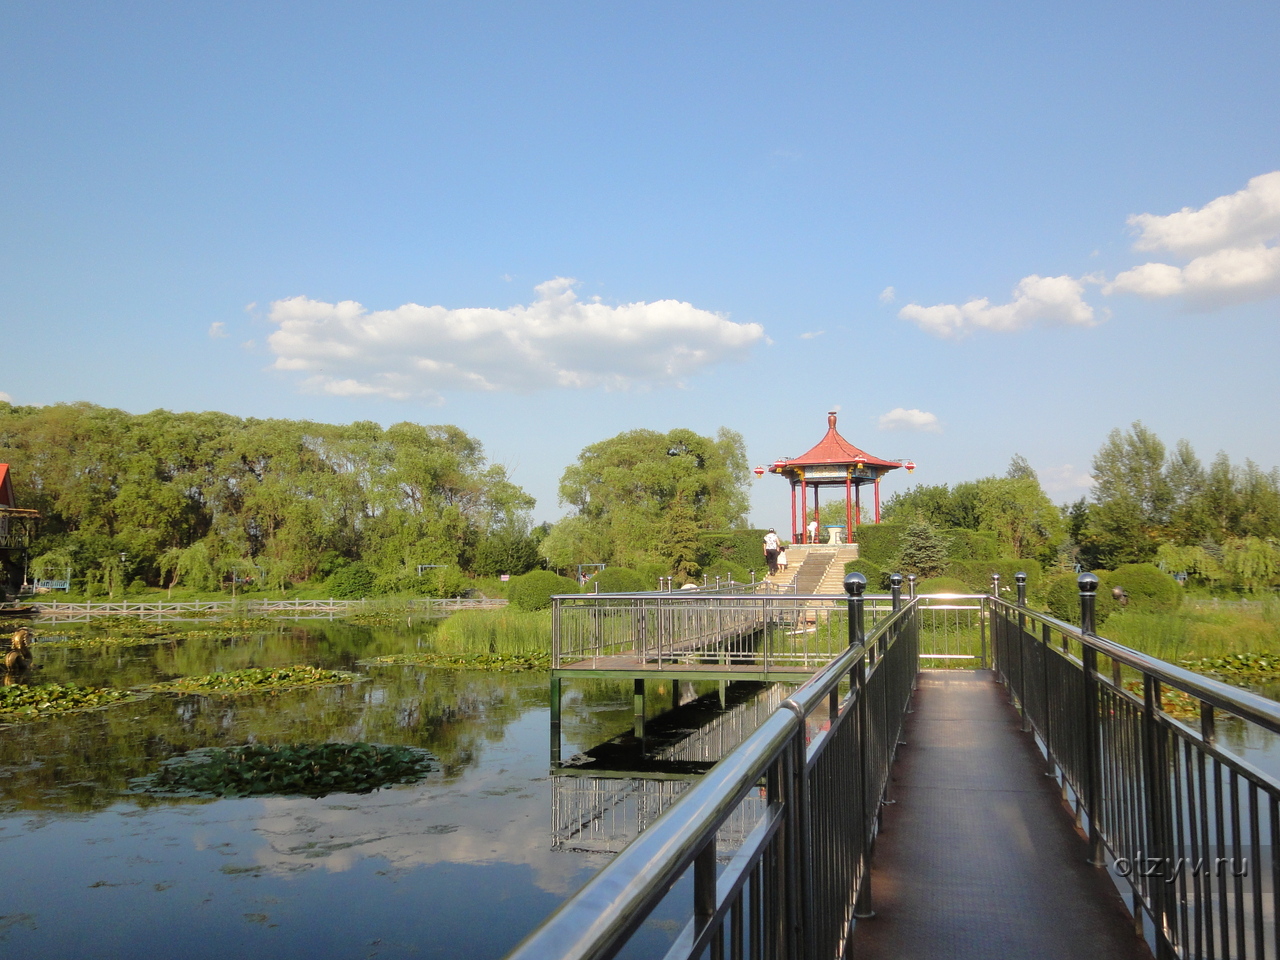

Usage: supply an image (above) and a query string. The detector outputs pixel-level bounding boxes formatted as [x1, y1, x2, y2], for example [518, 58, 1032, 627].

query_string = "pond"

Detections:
[0, 621, 751, 959]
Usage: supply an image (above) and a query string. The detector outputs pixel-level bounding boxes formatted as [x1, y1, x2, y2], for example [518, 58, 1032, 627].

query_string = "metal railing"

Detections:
[992, 574, 1280, 960]
[29, 597, 507, 622]
[552, 592, 898, 671]
[510, 581, 919, 960]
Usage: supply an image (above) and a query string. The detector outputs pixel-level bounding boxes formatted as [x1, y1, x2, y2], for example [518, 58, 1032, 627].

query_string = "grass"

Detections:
[430, 608, 551, 657]
[1100, 601, 1280, 663]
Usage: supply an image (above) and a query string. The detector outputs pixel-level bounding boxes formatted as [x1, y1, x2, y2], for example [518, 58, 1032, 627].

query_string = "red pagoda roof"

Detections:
[783, 412, 902, 470]
[0, 464, 13, 509]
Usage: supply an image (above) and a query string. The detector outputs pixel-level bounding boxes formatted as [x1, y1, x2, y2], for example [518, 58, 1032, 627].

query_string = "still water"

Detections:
[0, 622, 730, 959]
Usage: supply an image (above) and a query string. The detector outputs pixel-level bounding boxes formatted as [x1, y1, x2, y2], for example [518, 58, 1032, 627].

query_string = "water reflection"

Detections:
[0, 622, 782, 959]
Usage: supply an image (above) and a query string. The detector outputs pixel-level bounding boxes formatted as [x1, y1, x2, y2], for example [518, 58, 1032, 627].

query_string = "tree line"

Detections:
[884, 423, 1280, 593]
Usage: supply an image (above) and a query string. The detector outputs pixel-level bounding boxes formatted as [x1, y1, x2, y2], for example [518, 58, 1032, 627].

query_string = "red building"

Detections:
[0, 464, 41, 597]
[766, 412, 913, 544]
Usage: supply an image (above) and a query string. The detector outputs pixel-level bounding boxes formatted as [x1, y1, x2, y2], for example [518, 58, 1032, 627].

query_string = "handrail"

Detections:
[992, 598, 1280, 736]
[510, 600, 918, 960]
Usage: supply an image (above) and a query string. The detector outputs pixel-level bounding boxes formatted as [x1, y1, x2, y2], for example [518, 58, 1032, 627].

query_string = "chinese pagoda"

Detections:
[766, 412, 913, 544]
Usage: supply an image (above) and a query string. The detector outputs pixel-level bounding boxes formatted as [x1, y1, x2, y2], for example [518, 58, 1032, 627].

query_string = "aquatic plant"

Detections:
[129, 742, 437, 798]
[148, 665, 364, 694]
[0, 682, 146, 722]
[362, 651, 550, 671]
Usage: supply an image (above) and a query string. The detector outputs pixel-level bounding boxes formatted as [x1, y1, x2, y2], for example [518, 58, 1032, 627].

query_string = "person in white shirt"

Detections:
[807, 517, 818, 544]
[763, 529, 781, 575]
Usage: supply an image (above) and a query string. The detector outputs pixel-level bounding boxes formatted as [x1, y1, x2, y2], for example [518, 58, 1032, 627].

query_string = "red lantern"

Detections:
[903, 460, 916, 473]
[753, 465, 766, 478]
[772, 459, 787, 472]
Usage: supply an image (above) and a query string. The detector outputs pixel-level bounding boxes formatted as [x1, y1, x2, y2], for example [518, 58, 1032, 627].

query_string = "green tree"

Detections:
[892, 520, 951, 578]
[550, 427, 750, 569]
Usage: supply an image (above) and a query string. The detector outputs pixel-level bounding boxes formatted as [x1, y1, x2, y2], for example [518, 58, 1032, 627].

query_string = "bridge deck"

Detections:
[851, 670, 1151, 960]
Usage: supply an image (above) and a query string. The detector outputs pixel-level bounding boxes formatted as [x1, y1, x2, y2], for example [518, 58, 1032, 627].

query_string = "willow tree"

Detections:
[544, 427, 751, 572]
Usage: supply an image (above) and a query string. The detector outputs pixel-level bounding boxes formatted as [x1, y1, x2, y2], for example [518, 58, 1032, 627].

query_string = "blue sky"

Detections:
[2, 2, 1278, 532]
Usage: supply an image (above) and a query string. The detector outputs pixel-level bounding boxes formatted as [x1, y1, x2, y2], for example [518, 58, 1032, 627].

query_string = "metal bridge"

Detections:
[514, 575, 1280, 960]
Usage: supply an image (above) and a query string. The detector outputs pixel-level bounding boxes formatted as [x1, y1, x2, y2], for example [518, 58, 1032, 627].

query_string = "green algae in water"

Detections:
[361, 652, 550, 671]
[148, 665, 365, 694]
[0, 682, 148, 722]
[129, 742, 437, 798]
[1181, 652, 1280, 683]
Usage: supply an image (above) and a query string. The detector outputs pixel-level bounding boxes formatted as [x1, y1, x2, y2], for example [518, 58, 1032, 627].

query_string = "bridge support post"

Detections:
[550, 677, 562, 766]
[633, 678, 645, 741]
[845, 573, 876, 920]
[1016, 572, 1031, 733]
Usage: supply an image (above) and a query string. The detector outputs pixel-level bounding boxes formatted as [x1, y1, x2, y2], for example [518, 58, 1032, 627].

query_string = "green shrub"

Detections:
[943, 529, 1000, 561]
[593, 567, 648, 593]
[844, 559, 887, 590]
[508, 571, 580, 611]
[1109, 562, 1182, 612]
[1043, 572, 1120, 627]
[324, 562, 376, 599]
[915, 576, 971, 595]
[847, 524, 905, 565]
[702, 559, 751, 585]
[698, 530, 769, 571]
[635, 562, 670, 590]
[946, 560, 1042, 597]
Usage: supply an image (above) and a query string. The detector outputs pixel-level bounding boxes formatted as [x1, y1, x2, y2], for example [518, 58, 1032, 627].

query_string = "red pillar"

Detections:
[814, 486, 820, 541]
[845, 475, 853, 539]
[800, 478, 808, 542]
[874, 478, 882, 524]
[790, 482, 797, 543]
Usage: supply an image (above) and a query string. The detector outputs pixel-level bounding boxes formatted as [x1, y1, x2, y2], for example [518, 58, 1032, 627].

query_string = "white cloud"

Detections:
[1129, 171, 1280, 257]
[799, 330, 824, 340]
[1105, 171, 1280, 307]
[898, 275, 1097, 339]
[1041, 464, 1096, 497]
[879, 286, 896, 304]
[0, 392, 11, 403]
[878, 408, 941, 433]
[266, 278, 765, 400]
[208, 321, 228, 339]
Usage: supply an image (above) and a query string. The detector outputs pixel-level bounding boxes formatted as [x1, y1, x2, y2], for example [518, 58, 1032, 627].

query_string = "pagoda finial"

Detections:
[827, 410, 837, 429]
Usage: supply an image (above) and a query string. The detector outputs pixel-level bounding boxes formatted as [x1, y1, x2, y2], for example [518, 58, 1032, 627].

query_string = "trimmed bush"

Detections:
[593, 566, 648, 593]
[702, 559, 751, 585]
[1043, 572, 1120, 627]
[943, 529, 1000, 561]
[915, 576, 972, 595]
[844, 559, 887, 590]
[636, 562, 670, 590]
[1109, 563, 1182, 612]
[508, 571, 580, 611]
[846, 524, 905, 565]
[698, 530, 770, 572]
[946, 560, 1042, 597]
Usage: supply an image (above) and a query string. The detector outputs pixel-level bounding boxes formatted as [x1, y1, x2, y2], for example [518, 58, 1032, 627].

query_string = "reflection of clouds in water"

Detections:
[242, 712, 603, 896]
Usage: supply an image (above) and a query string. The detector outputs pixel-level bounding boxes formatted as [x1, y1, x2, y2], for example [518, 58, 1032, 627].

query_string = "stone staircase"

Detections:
[767, 544, 860, 595]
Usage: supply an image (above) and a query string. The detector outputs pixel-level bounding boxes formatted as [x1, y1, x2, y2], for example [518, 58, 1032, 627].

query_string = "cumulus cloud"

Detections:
[266, 278, 765, 400]
[898, 275, 1097, 338]
[1129, 171, 1280, 257]
[878, 408, 941, 432]
[208, 321, 228, 339]
[1040, 464, 1096, 497]
[0, 392, 11, 403]
[1105, 172, 1280, 306]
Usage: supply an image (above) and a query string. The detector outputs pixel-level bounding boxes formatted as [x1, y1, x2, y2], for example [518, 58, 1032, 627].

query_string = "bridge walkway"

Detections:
[851, 669, 1152, 960]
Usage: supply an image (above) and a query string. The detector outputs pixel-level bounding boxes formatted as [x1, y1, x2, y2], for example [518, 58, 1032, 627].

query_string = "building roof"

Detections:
[781, 412, 902, 470]
[0, 464, 13, 509]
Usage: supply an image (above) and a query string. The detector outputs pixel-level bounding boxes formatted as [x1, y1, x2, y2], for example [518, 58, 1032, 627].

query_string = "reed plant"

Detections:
[430, 608, 552, 657]
[1100, 601, 1280, 663]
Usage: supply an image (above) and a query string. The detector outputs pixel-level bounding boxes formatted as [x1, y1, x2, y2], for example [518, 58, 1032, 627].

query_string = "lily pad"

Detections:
[360, 652, 550, 672]
[148, 665, 365, 695]
[0, 682, 148, 723]
[128, 742, 438, 798]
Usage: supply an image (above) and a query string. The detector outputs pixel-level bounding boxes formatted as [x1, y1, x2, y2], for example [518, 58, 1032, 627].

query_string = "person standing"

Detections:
[777, 544, 788, 572]
[763, 528, 781, 576]
[807, 516, 818, 545]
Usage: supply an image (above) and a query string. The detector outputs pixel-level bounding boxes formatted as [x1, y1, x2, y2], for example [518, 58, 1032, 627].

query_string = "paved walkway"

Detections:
[850, 670, 1152, 960]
